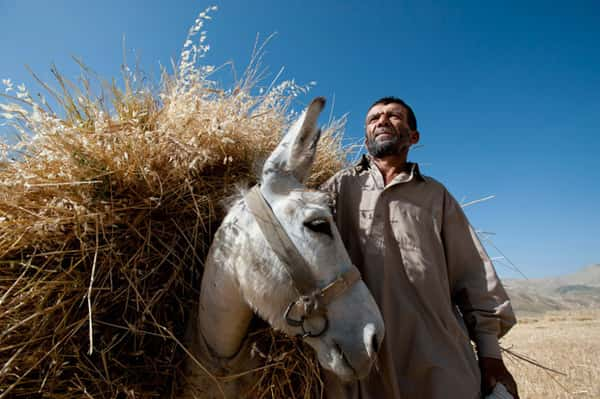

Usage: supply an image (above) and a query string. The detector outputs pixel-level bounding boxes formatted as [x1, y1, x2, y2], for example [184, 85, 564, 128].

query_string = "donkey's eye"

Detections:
[304, 219, 333, 238]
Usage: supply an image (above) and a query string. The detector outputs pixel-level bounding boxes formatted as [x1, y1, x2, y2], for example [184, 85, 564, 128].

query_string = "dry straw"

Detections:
[0, 6, 346, 398]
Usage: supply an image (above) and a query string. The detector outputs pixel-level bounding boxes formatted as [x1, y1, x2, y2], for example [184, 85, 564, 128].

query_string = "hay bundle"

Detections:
[0, 8, 346, 398]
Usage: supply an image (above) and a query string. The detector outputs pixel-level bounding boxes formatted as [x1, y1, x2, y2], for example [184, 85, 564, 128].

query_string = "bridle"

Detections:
[244, 186, 362, 338]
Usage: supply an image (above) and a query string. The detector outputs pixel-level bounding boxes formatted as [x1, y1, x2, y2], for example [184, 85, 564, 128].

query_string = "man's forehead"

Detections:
[366, 102, 407, 117]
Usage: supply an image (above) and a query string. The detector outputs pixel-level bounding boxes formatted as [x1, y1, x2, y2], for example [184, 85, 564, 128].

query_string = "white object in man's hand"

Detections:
[484, 383, 514, 399]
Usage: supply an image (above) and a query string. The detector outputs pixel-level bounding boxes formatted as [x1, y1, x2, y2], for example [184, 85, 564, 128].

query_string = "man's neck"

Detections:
[372, 155, 411, 186]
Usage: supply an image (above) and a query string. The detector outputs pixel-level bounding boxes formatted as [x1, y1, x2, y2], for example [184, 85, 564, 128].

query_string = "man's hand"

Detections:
[479, 357, 519, 399]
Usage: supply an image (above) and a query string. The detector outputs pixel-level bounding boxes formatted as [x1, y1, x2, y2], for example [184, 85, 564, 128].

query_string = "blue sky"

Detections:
[2, 0, 599, 278]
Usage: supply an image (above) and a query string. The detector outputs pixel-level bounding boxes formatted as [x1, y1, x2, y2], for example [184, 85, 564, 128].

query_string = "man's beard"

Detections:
[366, 135, 403, 158]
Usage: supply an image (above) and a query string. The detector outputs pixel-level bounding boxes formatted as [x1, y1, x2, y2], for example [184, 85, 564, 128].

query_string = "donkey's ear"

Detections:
[263, 97, 325, 184]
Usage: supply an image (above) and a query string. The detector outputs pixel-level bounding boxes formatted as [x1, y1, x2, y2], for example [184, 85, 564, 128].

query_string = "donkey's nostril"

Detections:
[371, 334, 379, 354]
[363, 323, 378, 358]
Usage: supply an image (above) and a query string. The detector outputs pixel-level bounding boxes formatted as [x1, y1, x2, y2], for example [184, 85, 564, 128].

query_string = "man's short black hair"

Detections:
[368, 96, 417, 131]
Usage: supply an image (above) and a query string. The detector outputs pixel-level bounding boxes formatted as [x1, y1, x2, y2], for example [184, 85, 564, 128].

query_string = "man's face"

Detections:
[365, 102, 419, 159]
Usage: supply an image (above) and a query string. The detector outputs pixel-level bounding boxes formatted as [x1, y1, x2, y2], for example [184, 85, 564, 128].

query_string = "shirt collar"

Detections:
[354, 154, 426, 183]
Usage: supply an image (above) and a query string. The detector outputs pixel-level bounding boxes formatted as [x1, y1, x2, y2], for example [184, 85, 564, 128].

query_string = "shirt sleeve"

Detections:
[441, 188, 517, 359]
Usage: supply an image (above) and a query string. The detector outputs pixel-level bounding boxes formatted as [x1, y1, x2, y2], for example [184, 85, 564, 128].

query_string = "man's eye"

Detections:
[304, 219, 333, 237]
[367, 114, 380, 123]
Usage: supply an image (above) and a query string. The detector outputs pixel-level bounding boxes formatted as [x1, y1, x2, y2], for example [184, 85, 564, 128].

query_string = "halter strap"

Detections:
[244, 185, 363, 336]
[244, 185, 317, 295]
[318, 267, 362, 305]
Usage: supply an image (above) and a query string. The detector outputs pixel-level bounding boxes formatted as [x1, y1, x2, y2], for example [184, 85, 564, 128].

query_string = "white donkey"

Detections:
[182, 98, 384, 398]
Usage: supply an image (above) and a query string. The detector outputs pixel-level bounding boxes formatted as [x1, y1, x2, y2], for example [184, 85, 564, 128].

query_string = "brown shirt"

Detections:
[321, 156, 516, 399]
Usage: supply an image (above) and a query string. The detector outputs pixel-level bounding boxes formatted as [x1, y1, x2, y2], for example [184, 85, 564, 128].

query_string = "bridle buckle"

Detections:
[284, 295, 328, 337]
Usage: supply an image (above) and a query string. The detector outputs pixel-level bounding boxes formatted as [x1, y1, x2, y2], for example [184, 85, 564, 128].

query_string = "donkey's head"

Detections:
[239, 97, 384, 380]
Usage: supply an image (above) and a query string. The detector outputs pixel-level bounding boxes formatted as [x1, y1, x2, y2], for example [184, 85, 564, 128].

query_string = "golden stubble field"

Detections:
[501, 310, 600, 399]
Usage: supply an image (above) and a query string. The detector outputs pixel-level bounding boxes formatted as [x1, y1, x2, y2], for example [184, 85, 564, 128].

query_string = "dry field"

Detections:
[501, 309, 600, 398]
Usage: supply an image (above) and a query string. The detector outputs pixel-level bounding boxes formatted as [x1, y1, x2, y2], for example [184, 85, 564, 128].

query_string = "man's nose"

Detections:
[376, 114, 391, 126]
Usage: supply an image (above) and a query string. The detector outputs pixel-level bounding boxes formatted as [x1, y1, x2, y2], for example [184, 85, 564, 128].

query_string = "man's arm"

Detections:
[441, 189, 519, 398]
[479, 357, 519, 398]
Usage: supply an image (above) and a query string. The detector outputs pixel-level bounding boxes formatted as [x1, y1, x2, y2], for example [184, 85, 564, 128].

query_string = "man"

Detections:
[321, 97, 518, 398]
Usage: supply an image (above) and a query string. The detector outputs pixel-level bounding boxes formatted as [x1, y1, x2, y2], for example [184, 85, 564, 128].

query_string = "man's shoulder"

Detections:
[420, 174, 446, 190]
[412, 172, 456, 203]
[418, 174, 464, 208]
[320, 158, 370, 195]
[329, 165, 363, 180]
[327, 156, 370, 182]
[322, 166, 361, 193]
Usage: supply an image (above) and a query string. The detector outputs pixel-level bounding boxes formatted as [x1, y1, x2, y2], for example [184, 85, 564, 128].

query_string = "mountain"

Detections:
[502, 264, 600, 315]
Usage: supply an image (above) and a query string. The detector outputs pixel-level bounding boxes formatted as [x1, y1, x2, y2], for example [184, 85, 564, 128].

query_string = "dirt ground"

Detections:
[500, 309, 600, 399]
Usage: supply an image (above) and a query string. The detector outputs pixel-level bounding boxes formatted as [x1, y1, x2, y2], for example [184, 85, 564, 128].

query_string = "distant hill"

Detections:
[502, 264, 600, 315]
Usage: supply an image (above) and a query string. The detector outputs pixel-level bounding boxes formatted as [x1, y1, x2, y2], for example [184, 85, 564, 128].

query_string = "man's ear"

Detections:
[410, 130, 420, 145]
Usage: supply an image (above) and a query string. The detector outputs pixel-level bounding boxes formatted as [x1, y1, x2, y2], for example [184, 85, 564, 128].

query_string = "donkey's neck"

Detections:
[197, 220, 254, 359]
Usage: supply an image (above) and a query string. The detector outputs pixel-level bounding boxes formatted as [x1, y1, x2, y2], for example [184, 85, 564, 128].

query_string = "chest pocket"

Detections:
[388, 202, 446, 280]
[357, 190, 384, 250]
[389, 202, 440, 247]
[387, 199, 460, 341]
